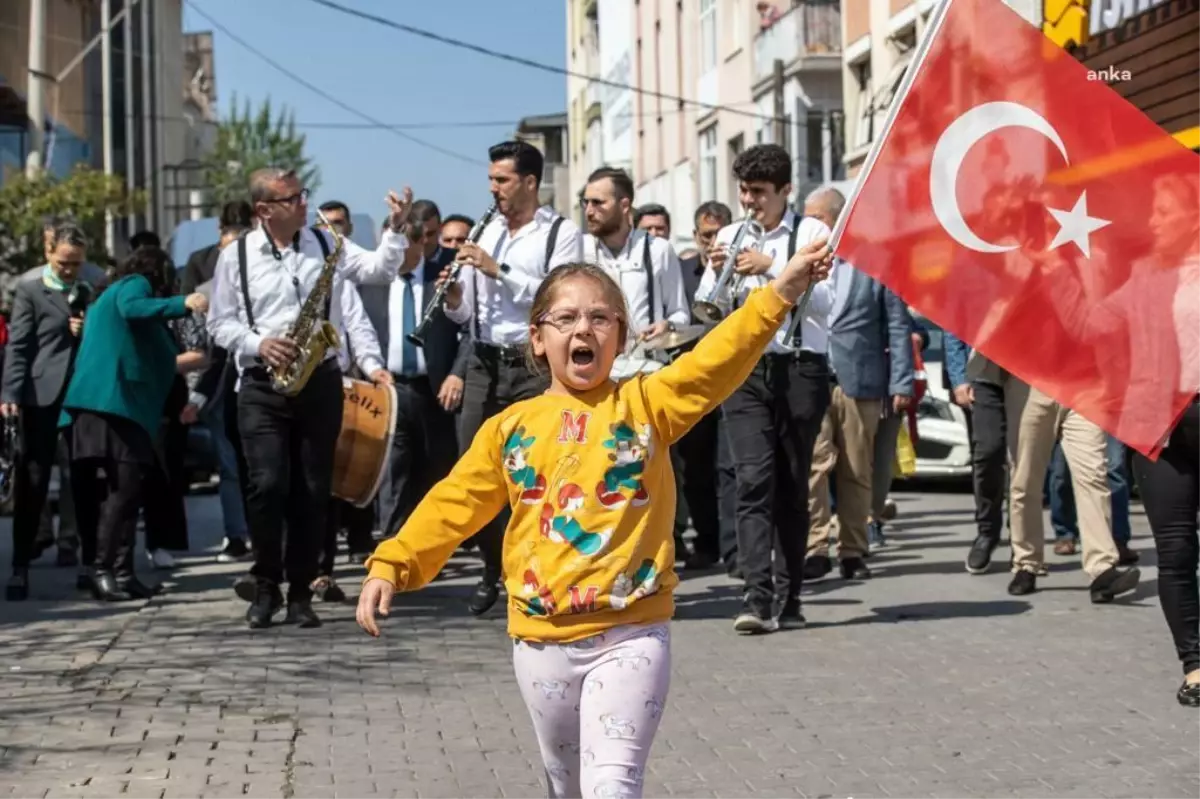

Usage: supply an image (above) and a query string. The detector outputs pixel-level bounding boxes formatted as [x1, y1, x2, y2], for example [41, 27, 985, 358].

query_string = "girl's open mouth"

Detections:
[570, 345, 595, 366]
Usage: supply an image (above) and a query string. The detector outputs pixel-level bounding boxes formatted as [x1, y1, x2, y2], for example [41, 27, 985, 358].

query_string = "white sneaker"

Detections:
[147, 549, 176, 569]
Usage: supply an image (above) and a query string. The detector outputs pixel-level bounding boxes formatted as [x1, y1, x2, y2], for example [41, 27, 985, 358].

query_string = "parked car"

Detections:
[900, 314, 973, 482]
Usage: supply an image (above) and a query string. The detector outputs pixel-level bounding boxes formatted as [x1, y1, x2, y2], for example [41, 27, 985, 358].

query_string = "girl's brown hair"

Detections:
[525, 263, 629, 375]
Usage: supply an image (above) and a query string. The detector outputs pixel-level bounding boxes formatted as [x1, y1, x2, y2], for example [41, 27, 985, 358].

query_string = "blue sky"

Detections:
[183, 0, 567, 229]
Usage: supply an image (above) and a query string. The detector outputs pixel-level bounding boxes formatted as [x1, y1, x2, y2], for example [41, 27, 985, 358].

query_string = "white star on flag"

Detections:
[1047, 191, 1111, 258]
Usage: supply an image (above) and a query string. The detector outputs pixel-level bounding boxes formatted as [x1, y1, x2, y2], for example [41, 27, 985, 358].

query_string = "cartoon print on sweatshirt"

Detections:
[537, 454, 613, 557]
[502, 425, 547, 503]
[520, 561, 557, 617]
[609, 558, 659, 610]
[596, 422, 652, 508]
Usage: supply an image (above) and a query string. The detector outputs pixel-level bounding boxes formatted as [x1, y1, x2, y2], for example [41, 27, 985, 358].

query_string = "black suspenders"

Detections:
[472, 215, 565, 342]
[237, 226, 332, 333]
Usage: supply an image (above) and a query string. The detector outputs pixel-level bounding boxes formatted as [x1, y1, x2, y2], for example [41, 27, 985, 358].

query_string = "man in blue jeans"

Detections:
[1046, 436, 1138, 565]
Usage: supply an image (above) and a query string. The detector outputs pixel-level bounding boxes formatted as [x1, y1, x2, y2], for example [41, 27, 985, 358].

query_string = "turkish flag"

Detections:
[836, 0, 1200, 457]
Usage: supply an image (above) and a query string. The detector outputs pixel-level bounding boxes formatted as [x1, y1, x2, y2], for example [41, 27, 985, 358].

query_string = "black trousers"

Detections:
[11, 404, 69, 570]
[223, 366, 253, 544]
[321, 498, 377, 576]
[384, 374, 458, 536]
[1133, 398, 1199, 676]
[237, 361, 343, 600]
[144, 377, 189, 552]
[723, 353, 830, 608]
[671, 409, 737, 563]
[72, 458, 168, 578]
[459, 347, 549, 584]
[971, 380, 1009, 542]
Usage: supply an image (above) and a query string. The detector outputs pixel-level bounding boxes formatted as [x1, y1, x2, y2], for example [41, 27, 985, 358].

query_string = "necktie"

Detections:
[401, 274, 418, 376]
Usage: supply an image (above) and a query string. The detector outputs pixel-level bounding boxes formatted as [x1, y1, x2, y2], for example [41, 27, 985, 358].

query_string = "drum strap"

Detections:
[642, 233, 655, 325]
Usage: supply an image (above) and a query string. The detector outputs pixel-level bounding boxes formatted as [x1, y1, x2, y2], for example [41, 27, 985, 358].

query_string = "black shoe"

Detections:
[803, 554, 832, 581]
[217, 537, 250, 563]
[839, 557, 872, 580]
[311, 575, 346, 603]
[284, 599, 322, 628]
[1089, 566, 1140, 604]
[966, 535, 998, 575]
[246, 584, 282, 629]
[118, 575, 162, 599]
[56, 547, 78, 568]
[1008, 570, 1037, 595]
[233, 574, 259, 603]
[776, 595, 806, 628]
[76, 569, 95, 592]
[1177, 681, 1200, 707]
[684, 550, 718, 571]
[92, 570, 133, 602]
[725, 562, 743, 581]
[733, 599, 778, 635]
[468, 580, 500, 616]
[5, 570, 29, 601]
[1116, 544, 1140, 566]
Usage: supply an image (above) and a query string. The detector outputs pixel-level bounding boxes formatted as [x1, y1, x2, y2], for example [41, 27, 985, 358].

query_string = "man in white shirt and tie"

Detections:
[580, 166, 688, 380]
[441, 140, 583, 615]
[207, 167, 410, 630]
[697, 144, 836, 635]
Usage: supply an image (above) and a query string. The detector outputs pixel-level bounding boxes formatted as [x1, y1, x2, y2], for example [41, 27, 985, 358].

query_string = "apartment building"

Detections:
[566, 0, 843, 250]
[0, 0, 191, 239]
[515, 112, 573, 219]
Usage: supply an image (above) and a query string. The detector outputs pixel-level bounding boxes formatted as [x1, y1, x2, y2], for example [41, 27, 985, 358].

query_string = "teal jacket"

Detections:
[59, 275, 189, 438]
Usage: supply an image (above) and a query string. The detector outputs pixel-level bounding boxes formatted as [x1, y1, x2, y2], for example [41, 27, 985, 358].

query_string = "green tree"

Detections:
[202, 95, 321, 208]
[0, 165, 145, 278]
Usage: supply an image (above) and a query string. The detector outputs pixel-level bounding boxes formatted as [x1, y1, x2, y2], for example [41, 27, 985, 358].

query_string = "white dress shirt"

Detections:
[696, 211, 836, 355]
[336, 282, 385, 377]
[207, 225, 407, 374]
[585, 228, 689, 333]
[444, 206, 583, 346]
[386, 260, 427, 376]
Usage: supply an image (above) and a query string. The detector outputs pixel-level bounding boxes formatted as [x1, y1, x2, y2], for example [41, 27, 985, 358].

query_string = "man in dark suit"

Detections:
[1, 222, 106, 600]
[180, 200, 253, 294]
[358, 199, 471, 538]
[802, 187, 914, 580]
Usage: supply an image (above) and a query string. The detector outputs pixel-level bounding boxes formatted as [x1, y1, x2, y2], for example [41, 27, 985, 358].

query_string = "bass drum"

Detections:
[331, 377, 397, 508]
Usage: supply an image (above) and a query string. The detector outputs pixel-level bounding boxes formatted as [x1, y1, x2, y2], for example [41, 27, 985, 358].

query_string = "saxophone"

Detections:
[270, 211, 344, 396]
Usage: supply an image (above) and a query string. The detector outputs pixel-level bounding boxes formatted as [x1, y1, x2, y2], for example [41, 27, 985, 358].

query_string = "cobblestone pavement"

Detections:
[1, 488, 1197, 799]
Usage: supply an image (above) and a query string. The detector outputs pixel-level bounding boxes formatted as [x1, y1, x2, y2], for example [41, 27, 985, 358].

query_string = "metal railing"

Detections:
[752, 1, 842, 83]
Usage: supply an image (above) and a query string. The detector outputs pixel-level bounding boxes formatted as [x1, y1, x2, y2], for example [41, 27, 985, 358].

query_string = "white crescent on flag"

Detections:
[930, 101, 1112, 258]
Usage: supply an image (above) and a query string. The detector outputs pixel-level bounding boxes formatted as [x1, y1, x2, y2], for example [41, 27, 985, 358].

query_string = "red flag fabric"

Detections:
[836, 0, 1200, 457]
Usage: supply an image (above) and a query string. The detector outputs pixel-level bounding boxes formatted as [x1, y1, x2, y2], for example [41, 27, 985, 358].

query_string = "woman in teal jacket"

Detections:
[60, 246, 207, 601]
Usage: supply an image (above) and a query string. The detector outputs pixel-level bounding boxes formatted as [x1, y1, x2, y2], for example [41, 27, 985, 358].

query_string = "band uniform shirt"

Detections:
[386, 258, 427, 376]
[584, 229, 689, 379]
[697, 210, 836, 355]
[443, 206, 583, 346]
[207, 225, 406, 376]
[335, 281, 386, 377]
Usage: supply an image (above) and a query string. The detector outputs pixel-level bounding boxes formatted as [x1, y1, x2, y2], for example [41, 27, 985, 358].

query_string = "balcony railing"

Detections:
[752, 1, 842, 83]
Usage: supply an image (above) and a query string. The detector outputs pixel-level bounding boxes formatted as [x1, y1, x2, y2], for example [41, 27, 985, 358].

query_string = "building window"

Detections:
[727, 133, 744, 204]
[701, 0, 718, 72]
[851, 59, 873, 150]
[700, 125, 718, 202]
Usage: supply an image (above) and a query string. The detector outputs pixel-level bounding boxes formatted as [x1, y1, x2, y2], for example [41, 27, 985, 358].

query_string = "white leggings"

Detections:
[513, 622, 671, 799]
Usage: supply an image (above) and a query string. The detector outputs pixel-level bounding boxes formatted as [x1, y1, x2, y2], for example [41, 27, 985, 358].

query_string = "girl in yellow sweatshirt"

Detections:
[358, 241, 831, 798]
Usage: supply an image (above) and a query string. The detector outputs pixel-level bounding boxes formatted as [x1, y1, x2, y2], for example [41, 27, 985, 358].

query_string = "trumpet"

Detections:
[406, 202, 498, 347]
[691, 215, 765, 323]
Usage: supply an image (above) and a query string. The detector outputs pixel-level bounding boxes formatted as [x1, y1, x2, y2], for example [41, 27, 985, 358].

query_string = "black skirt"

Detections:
[69, 410, 158, 467]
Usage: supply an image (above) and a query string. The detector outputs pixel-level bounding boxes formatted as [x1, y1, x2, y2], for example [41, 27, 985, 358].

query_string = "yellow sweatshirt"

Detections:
[366, 285, 795, 642]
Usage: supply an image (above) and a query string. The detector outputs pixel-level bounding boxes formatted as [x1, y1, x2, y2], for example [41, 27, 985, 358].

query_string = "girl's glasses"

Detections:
[538, 309, 620, 333]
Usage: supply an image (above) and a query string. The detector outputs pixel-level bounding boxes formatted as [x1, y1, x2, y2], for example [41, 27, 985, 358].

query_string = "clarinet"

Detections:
[406, 202, 498, 347]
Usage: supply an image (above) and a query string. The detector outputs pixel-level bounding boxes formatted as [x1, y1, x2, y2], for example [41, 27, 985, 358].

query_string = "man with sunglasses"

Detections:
[207, 168, 411, 629]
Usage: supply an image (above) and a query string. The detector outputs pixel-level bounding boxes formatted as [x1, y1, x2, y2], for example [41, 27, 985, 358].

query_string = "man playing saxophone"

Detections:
[207, 167, 411, 629]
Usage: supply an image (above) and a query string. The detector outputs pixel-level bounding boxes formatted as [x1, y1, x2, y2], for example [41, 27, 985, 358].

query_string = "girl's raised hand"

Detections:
[774, 239, 833, 303]
[356, 577, 395, 637]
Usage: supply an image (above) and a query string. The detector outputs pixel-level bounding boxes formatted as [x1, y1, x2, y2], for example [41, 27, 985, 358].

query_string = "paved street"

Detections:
[0, 487, 1196, 799]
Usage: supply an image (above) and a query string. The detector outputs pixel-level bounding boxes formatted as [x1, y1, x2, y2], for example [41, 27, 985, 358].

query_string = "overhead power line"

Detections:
[303, 0, 788, 126]
[55, 108, 518, 130]
[185, 1, 485, 165]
